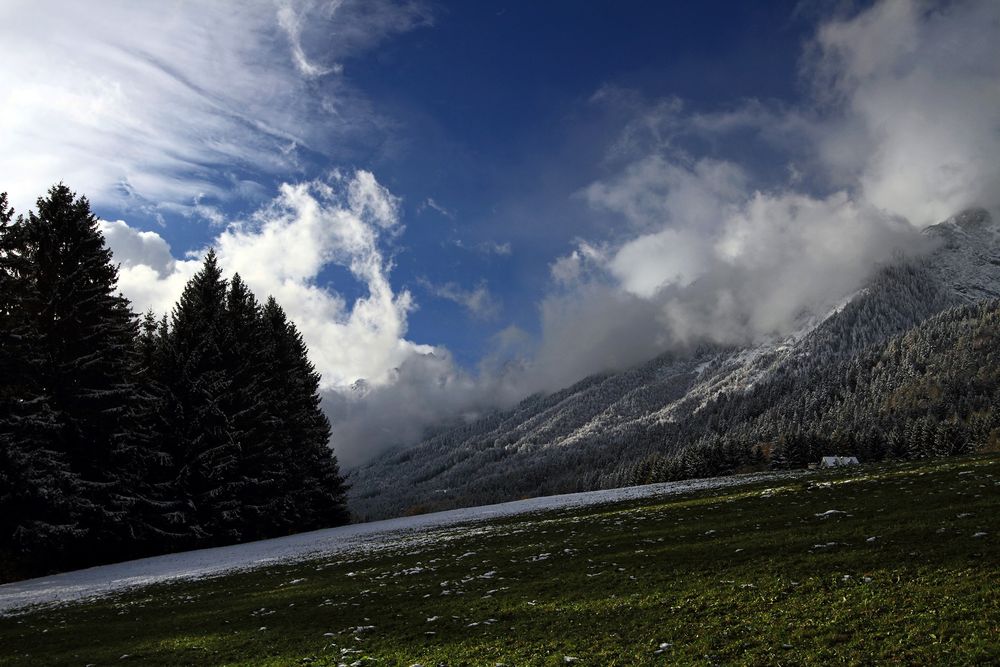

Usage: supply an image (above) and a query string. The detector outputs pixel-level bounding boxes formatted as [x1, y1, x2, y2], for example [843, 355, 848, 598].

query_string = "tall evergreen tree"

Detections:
[223, 274, 282, 540]
[132, 311, 187, 549]
[0, 192, 85, 567]
[165, 250, 242, 544]
[4, 185, 153, 564]
[261, 297, 350, 531]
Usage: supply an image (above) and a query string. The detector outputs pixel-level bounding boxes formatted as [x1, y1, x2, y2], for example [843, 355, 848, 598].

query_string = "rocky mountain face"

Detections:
[348, 210, 1000, 520]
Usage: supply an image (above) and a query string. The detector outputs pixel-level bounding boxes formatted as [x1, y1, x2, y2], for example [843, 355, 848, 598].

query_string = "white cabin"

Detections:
[819, 456, 859, 468]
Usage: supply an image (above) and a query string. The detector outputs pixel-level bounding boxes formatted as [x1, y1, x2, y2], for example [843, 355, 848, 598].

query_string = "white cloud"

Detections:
[451, 238, 513, 257]
[533, 184, 923, 390]
[810, 0, 1000, 226]
[99, 220, 202, 316]
[324, 350, 519, 468]
[550, 251, 584, 285]
[0, 0, 427, 215]
[419, 197, 455, 219]
[608, 227, 711, 297]
[549, 241, 605, 286]
[277, 0, 341, 78]
[104, 171, 433, 390]
[582, 156, 747, 232]
[530, 283, 669, 391]
[529, 0, 999, 390]
[481, 241, 512, 256]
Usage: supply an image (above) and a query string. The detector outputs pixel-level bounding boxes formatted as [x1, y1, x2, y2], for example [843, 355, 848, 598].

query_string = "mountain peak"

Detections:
[923, 208, 1000, 303]
[925, 208, 998, 244]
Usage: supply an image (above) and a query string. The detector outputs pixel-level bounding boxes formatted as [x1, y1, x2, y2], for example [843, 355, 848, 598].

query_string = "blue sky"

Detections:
[46, 1, 814, 367]
[347, 1, 810, 363]
[3, 0, 999, 465]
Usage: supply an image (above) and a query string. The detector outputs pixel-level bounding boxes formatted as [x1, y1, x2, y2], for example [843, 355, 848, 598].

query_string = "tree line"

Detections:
[0, 185, 349, 578]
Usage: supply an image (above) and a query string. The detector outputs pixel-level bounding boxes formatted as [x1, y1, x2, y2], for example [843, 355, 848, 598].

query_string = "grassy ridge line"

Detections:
[0, 454, 997, 666]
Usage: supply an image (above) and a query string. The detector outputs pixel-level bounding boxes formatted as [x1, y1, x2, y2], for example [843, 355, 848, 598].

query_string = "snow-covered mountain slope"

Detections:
[0, 469, 797, 615]
[349, 210, 1000, 520]
[924, 208, 1000, 302]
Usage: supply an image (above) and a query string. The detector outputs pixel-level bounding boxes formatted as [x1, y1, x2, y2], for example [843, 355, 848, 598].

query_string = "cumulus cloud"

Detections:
[0, 0, 427, 215]
[104, 171, 433, 391]
[524, 0, 999, 392]
[98, 220, 202, 316]
[809, 0, 1000, 225]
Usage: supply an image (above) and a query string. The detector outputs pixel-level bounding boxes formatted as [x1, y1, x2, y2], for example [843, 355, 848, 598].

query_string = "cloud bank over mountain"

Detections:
[5, 0, 999, 467]
[532, 0, 1000, 391]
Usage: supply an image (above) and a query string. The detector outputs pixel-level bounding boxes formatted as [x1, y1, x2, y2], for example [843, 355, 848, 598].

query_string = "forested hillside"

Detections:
[350, 210, 1000, 519]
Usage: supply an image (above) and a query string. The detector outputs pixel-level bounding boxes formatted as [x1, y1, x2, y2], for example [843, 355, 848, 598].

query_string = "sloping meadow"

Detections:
[1, 454, 997, 665]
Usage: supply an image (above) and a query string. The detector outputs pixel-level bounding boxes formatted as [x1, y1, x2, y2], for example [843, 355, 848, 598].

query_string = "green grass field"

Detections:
[1, 455, 998, 666]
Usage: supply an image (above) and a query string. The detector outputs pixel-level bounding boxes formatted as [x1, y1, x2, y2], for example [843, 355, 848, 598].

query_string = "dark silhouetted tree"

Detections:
[164, 250, 242, 544]
[261, 297, 349, 532]
[2, 185, 157, 565]
[1, 192, 85, 567]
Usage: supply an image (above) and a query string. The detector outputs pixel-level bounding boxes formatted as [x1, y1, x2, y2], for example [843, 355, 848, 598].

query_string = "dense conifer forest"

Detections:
[0, 185, 349, 579]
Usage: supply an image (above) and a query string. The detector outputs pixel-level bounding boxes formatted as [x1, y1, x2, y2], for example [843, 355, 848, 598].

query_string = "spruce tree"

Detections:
[223, 274, 283, 540]
[165, 250, 242, 544]
[0, 192, 86, 567]
[132, 311, 187, 549]
[5, 185, 152, 565]
[261, 297, 350, 531]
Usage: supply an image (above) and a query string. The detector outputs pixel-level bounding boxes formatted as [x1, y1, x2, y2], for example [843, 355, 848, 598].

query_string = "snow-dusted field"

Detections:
[0, 470, 800, 615]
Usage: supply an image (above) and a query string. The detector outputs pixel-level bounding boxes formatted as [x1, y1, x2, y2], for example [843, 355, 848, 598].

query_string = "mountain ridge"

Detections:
[348, 209, 1000, 519]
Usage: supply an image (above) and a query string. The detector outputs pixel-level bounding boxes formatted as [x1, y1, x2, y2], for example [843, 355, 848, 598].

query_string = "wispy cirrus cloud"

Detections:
[418, 197, 455, 219]
[0, 0, 429, 218]
[418, 278, 501, 320]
